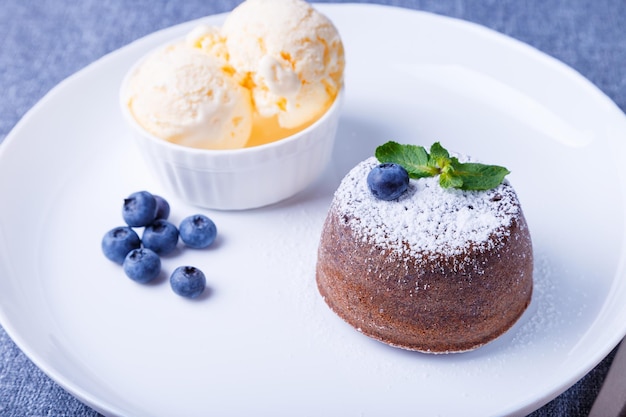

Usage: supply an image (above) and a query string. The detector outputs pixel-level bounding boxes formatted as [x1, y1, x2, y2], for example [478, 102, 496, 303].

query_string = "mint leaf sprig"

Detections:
[375, 141, 510, 191]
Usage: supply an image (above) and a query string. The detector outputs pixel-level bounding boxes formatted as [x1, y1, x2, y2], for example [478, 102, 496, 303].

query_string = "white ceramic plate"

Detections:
[2, 4, 626, 417]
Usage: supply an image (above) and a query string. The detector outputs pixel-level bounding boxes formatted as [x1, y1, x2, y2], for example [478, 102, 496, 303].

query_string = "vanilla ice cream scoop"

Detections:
[222, 0, 345, 130]
[126, 41, 253, 150]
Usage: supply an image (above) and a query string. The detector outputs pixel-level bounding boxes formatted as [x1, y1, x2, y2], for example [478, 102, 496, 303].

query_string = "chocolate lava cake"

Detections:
[316, 156, 533, 353]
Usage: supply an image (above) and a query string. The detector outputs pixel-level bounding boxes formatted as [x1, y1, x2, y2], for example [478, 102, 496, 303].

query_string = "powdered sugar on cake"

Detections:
[333, 157, 520, 258]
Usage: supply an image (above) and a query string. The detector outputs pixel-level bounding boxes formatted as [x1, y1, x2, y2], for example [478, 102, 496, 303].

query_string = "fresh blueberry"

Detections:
[179, 214, 217, 249]
[367, 163, 410, 201]
[154, 195, 170, 220]
[142, 219, 179, 255]
[123, 248, 161, 283]
[122, 191, 158, 227]
[101, 226, 141, 264]
[170, 266, 206, 299]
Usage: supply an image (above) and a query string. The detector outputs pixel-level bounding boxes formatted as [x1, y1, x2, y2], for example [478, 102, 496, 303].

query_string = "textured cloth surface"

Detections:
[1, 0, 625, 416]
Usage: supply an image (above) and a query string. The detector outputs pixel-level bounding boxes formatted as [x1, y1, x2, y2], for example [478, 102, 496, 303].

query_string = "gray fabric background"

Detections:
[1, 0, 625, 415]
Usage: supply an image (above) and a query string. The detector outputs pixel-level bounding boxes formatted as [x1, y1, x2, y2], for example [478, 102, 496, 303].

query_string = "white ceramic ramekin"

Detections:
[120, 67, 343, 210]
